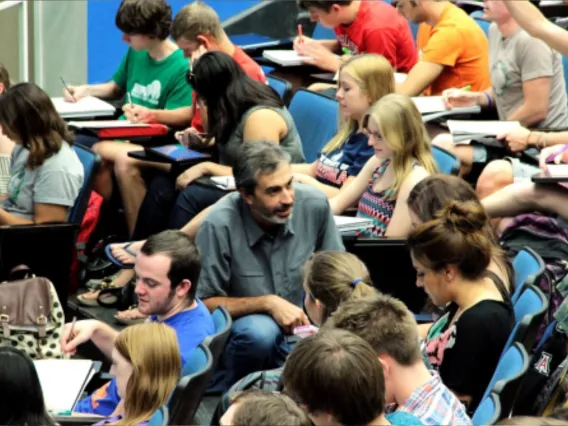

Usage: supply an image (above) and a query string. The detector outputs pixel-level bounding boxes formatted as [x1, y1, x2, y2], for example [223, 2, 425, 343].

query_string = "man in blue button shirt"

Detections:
[195, 142, 344, 392]
[60, 230, 215, 416]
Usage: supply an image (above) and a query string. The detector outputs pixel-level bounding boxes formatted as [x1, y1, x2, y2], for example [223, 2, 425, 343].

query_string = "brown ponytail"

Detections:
[408, 200, 493, 280]
[303, 251, 378, 322]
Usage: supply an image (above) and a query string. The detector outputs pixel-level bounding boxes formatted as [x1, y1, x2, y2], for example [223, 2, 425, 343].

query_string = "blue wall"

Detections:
[87, 0, 258, 83]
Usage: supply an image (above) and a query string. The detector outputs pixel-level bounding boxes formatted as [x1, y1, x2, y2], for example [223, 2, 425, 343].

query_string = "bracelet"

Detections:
[483, 91, 492, 108]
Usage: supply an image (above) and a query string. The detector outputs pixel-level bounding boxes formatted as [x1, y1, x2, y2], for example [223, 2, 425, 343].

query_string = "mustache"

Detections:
[275, 203, 293, 212]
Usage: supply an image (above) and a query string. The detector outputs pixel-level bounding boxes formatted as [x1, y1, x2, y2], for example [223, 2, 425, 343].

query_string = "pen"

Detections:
[546, 143, 568, 163]
[297, 24, 304, 44]
[127, 93, 139, 121]
[67, 316, 77, 344]
[60, 77, 76, 101]
[459, 85, 471, 92]
[342, 47, 351, 55]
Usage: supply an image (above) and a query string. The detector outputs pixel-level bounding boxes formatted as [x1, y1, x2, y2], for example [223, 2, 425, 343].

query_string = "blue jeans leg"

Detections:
[208, 314, 292, 393]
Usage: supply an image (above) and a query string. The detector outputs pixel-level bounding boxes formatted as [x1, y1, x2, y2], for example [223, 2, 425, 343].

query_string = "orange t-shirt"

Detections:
[416, 2, 490, 96]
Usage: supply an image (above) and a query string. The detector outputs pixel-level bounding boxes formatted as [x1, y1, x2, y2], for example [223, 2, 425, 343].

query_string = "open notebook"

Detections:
[34, 359, 96, 413]
[52, 96, 116, 119]
[447, 120, 522, 144]
[262, 50, 312, 66]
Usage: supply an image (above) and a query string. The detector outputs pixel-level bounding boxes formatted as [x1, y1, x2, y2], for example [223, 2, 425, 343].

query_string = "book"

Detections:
[68, 120, 168, 139]
[146, 145, 211, 163]
[52, 96, 116, 119]
[262, 50, 312, 66]
[34, 359, 96, 413]
[447, 120, 521, 144]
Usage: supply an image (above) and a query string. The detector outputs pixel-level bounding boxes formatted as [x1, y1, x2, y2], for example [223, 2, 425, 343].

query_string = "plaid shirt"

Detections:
[397, 371, 473, 426]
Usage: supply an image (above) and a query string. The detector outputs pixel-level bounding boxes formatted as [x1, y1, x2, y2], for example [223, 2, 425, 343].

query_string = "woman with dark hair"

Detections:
[0, 347, 56, 426]
[0, 82, 83, 225]
[81, 52, 304, 315]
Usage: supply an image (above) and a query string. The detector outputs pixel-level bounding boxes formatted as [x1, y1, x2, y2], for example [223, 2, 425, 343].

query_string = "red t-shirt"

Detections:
[334, 1, 417, 73]
[191, 46, 266, 131]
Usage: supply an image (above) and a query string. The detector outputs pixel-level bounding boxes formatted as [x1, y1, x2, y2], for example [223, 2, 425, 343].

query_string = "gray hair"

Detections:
[233, 141, 292, 194]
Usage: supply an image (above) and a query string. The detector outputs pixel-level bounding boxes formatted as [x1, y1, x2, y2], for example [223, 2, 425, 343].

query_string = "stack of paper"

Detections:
[334, 215, 373, 234]
[447, 120, 521, 144]
[52, 96, 116, 119]
[34, 359, 96, 413]
[262, 50, 312, 66]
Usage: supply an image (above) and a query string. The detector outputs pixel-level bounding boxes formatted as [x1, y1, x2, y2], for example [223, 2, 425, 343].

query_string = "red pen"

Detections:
[298, 24, 304, 44]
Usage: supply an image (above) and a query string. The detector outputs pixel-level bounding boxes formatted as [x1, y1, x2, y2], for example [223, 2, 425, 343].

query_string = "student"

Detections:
[66, 231, 215, 416]
[0, 62, 14, 195]
[64, 0, 193, 201]
[303, 251, 377, 326]
[0, 347, 56, 426]
[294, 0, 416, 74]
[93, 323, 181, 426]
[293, 54, 393, 197]
[407, 174, 513, 290]
[408, 200, 514, 414]
[281, 329, 424, 425]
[330, 93, 438, 238]
[220, 390, 312, 426]
[114, 1, 267, 238]
[395, 0, 490, 96]
[0, 83, 84, 225]
[326, 294, 472, 425]
[433, 0, 568, 187]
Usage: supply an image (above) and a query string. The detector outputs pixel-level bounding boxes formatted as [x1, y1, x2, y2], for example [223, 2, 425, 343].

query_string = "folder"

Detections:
[67, 120, 169, 139]
[34, 359, 96, 413]
[145, 145, 211, 163]
[52, 96, 116, 119]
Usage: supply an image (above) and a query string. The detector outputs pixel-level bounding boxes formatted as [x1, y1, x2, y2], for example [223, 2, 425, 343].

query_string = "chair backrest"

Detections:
[511, 247, 546, 304]
[482, 342, 530, 420]
[431, 145, 461, 175]
[312, 23, 336, 40]
[69, 144, 101, 225]
[170, 343, 214, 425]
[267, 75, 293, 107]
[203, 306, 233, 370]
[513, 284, 548, 350]
[472, 15, 491, 37]
[288, 89, 339, 163]
[147, 405, 169, 426]
[472, 392, 501, 426]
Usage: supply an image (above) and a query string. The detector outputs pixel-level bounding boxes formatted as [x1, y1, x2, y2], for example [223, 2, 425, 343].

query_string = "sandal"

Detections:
[105, 242, 138, 269]
[77, 279, 118, 307]
[114, 305, 148, 325]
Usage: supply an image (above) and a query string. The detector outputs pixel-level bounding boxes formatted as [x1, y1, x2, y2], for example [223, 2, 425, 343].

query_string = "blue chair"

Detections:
[203, 306, 232, 370]
[288, 89, 339, 162]
[312, 23, 336, 40]
[511, 247, 546, 304]
[432, 145, 461, 175]
[472, 392, 501, 426]
[267, 75, 293, 107]
[562, 56, 568, 106]
[471, 11, 491, 37]
[481, 342, 530, 421]
[147, 405, 169, 426]
[512, 284, 548, 351]
[170, 343, 215, 425]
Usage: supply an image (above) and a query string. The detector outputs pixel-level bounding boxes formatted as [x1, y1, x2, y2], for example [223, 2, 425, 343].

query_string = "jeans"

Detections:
[132, 173, 227, 240]
[208, 314, 294, 393]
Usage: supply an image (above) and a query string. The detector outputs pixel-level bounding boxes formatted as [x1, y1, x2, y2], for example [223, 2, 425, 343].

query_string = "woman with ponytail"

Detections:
[408, 200, 514, 415]
[302, 251, 378, 326]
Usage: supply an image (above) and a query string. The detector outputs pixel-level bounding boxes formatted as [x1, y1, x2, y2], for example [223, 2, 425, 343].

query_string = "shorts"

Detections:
[504, 156, 541, 182]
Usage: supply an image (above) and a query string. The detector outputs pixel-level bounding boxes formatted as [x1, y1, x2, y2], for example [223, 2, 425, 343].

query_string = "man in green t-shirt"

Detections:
[63, 0, 193, 202]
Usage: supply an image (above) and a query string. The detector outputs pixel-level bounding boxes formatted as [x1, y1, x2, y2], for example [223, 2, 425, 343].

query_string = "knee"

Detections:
[230, 314, 281, 354]
[431, 133, 454, 152]
[477, 160, 514, 197]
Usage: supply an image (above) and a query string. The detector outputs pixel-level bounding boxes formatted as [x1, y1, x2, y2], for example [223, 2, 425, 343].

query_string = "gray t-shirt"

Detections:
[1, 142, 84, 220]
[195, 184, 344, 307]
[218, 105, 306, 166]
[489, 24, 568, 128]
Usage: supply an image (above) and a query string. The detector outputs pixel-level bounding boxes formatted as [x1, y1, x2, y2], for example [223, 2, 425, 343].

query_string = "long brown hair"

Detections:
[114, 323, 181, 426]
[0, 83, 73, 168]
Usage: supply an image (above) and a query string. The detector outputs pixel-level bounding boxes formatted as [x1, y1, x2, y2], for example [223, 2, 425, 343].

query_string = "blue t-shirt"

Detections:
[315, 132, 372, 188]
[75, 298, 215, 415]
[386, 411, 424, 425]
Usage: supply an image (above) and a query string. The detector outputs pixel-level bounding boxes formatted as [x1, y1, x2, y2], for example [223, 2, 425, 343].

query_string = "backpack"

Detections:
[70, 191, 103, 293]
[0, 266, 65, 359]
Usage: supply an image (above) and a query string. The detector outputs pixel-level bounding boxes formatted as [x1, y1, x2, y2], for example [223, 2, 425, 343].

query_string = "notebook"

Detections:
[146, 145, 211, 163]
[262, 50, 312, 66]
[52, 96, 116, 119]
[532, 164, 568, 189]
[34, 359, 96, 413]
[412, 96, 481, 121]
[68, 120, 168, 138]
[334, 215, 373, 234]
[447, 120, 521, 144]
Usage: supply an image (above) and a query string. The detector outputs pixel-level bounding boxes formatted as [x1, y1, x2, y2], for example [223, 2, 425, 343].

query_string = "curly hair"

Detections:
[115, 0, 172, 40]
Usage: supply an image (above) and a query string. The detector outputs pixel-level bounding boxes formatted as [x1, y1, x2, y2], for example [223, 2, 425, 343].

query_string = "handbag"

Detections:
[0, 265, 65, 359]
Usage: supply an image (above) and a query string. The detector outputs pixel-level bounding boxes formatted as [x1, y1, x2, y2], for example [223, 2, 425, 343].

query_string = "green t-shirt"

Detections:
[112, 48, 192, 116]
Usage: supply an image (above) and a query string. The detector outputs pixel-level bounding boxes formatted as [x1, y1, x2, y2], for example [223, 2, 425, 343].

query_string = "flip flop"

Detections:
[77, 278, 117, 307]
[105, 242, 137, 269]
[114, 305, 148, 325]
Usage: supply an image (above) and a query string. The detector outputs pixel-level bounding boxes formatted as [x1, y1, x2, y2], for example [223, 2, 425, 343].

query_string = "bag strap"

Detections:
[6, 265, 35, 281]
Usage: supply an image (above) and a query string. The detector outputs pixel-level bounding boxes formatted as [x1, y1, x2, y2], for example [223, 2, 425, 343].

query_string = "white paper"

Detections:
[547, 164, 568, 176]
[412, 96, 448, 114]
[334, 215, 373, 230]
[262, 50, 312, 66]
[395, 73, 408, 84]
[210, 176, 236, 190]
[52, 96, 116, 119]
[447, 120, 521, 136]
[67, 120, 151, 129]
[34, 359, 95, 412]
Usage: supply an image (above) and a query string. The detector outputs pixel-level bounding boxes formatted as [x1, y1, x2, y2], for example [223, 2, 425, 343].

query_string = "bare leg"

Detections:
[114, 153, 171, 236]
[431, 133, 474, 177]
[476, 160, 514, 199]
[307, 82, 336, 93]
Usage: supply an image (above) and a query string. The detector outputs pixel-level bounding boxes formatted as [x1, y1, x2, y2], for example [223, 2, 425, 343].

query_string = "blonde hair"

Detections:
[171, 1, 223, 42]
[304, 251, 378, 322]
[322, 54, 395, 154]
[363, 93, 438, 198]
[114, 323, 181, 426]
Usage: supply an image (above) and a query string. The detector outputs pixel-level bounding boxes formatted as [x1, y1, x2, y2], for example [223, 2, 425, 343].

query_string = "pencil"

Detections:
[460, 85, 471, 92]
[298, 24, 304, 44]
[67, 316, 77, 344]
[60, 77, 76, 101]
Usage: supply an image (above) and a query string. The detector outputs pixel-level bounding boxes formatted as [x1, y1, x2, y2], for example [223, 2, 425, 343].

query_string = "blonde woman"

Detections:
[330, 93, 438, 238]
[293, 54, 395, 197]
[93, 323, 181, 426]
